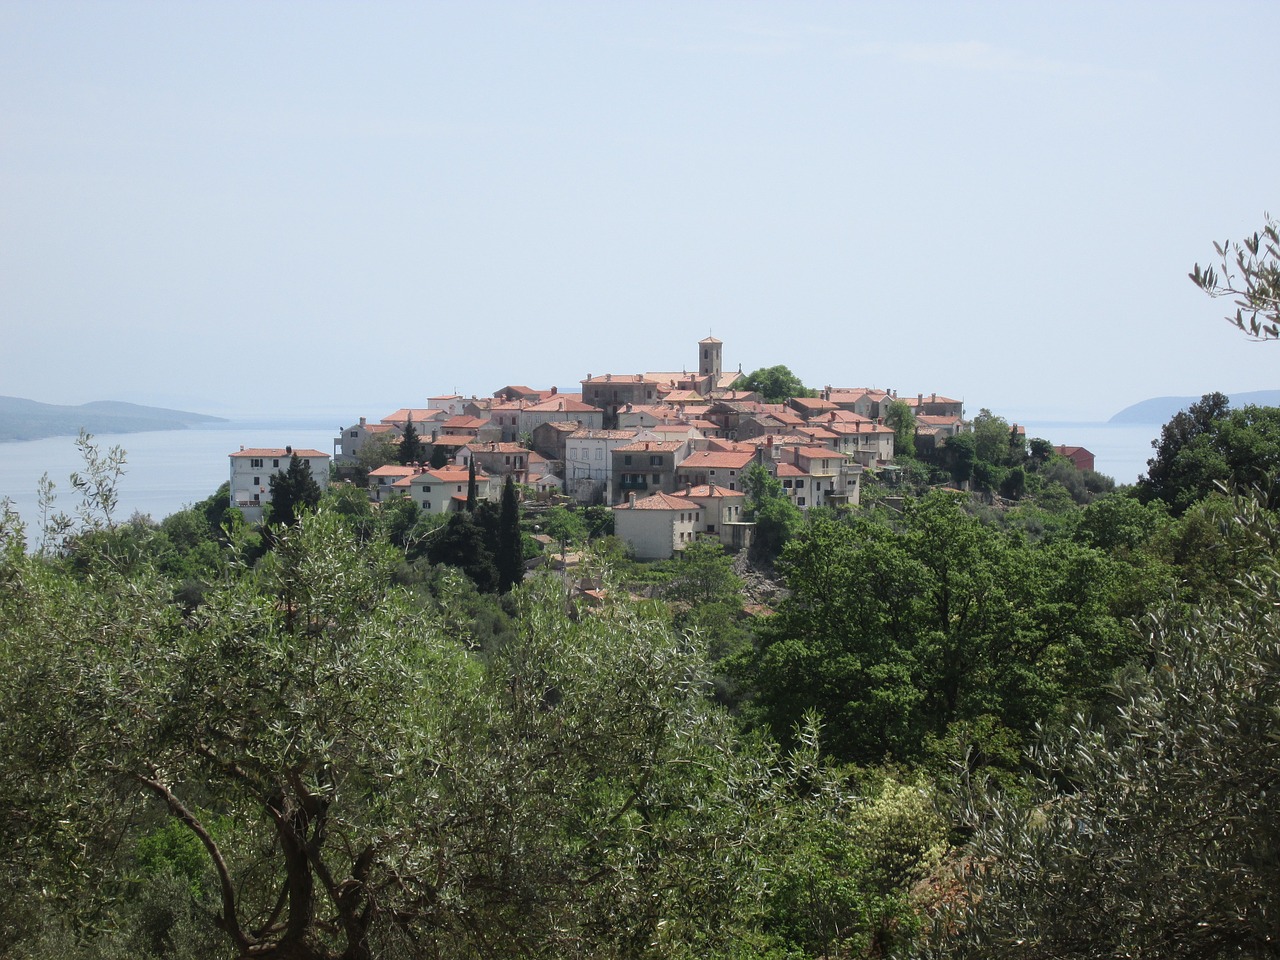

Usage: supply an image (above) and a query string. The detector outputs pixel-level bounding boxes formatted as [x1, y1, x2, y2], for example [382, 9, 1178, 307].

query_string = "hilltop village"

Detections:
[230, 336, 1071, 559]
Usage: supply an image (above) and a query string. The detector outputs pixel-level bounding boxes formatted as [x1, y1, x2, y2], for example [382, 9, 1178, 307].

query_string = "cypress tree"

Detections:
[466, 457, 477, 513]
[398, 415, 424, 465]
[268, 453, 322, 527]
[497, 476, 522, 593]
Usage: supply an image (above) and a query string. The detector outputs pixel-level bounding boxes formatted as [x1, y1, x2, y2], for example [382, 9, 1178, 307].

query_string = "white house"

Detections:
[564, 429, 638, 504]
[229, 446, 330, 523]
[393, 465, 495, 515]
[612, 491, 703, 560]
[333, 417, 402, 463]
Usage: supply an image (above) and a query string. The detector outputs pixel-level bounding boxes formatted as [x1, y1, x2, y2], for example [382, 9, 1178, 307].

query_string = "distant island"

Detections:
[0, 397, 227, 442]
[1110, 390, 1280, 424]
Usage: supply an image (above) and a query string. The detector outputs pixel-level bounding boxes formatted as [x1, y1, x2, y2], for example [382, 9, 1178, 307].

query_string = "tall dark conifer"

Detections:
[398, 415, 424, 466]
[497, 476, 522, 593]
[466, 457, 477, 512]
[268, 453, 322, 527]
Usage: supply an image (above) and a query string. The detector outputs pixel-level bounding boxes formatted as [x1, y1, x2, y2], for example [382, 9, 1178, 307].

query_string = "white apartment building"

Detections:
[229, 446, 330, 523]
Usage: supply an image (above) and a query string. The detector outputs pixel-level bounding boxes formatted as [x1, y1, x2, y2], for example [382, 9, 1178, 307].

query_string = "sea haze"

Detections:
[0, 421, 339, 536]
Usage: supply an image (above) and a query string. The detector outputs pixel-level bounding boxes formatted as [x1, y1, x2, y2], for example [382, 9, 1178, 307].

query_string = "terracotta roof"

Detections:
[704, 440, 757, 452]
[442, 415, 490, 429]
[792, 446, 843, 461]
[369, 465, 417, 477]
[677, 450, 754, 469]
[381, 408, 437, 423]
[772, 462, 807, 477]
[826, 409, 872, 423]
[906, 393, 961, 406]
[673, 483, 741, 499]
[615, 491, 703, 511]
[790, 397, 839, 412]
[231, 448, 329, 458]
[799, 427, 838, 441]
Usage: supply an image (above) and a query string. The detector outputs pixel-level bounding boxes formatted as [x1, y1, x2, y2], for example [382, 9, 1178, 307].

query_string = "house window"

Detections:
[624, 455, 632, 465]
[422, 500, 431, 510]
[349, 431, 357, 437]
[595, 448, 602, 460]
[250, 458, 263, 468]
[650, 455, 662, 466]
[797, 496, 806, 506]
[796, 479, 805, 488]
[652, 474, 660, 484]
[252, 493, 259, 502]
[253, 476, 260, 486]
[273, 459, 280, 468]
[782, 479, 792, 488]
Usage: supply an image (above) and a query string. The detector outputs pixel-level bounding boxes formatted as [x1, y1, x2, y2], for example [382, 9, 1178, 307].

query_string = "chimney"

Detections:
[286, 445, 292, 455]
[918, 393, 924, 405]
[629, 492, 637, 506]
[551, 385, 558, 395]
[932, 393, 937, 403]
[359, 416, 366, 426]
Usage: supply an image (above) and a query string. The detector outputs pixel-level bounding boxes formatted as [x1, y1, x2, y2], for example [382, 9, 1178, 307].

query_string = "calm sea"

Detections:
[1018, 421, 1159, 486]
[0, 420, 340, 534]
[0, 419, 1162, 535]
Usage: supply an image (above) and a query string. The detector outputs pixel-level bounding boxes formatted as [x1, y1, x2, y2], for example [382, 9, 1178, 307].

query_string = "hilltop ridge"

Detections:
[0, 396, 226, 442]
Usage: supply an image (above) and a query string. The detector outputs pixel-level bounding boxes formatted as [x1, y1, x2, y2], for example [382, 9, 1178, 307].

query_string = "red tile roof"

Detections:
[231, 448, 329, 459]
[615, 491, 702, 511]
[676, 450, 754, 469]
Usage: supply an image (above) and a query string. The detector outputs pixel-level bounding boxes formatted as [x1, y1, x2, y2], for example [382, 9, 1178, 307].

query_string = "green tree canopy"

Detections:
[744, 494, 1138, 765]
[1136, 392, 1280, 514]
[884, 398, 918, 459]
[919, 495, 1280, 960]
[0, 506, 934, 960]
[733, 365, 817, 403]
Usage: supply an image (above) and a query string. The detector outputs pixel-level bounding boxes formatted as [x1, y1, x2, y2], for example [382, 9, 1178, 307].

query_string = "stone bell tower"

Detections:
[698, 335, 722, 381]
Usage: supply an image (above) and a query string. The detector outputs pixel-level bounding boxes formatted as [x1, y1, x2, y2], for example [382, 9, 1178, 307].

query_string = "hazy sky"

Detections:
[3, 1, 1278, 422]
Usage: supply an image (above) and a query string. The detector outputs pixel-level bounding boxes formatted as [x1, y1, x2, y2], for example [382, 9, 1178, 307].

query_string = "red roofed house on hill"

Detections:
[229, 446, 330, 523]
[1054, 445, 1096, 472]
